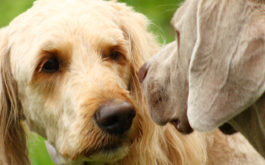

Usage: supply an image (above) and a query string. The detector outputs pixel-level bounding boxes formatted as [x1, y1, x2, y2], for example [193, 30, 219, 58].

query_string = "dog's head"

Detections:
[139, 0, 198, 134]
[140, 0, 265, 133]
[0, 0, 159, 164]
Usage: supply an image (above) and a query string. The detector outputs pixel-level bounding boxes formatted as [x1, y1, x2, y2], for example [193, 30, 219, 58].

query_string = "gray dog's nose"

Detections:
[94, 101, 136, 135]
[138, 63, 149, 83]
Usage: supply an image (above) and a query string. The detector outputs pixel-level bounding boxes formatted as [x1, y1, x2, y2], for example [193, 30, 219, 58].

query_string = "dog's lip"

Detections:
[83, 134, 132, 157]
[153, 118, 170, 126]
[170, 119, 193, 134]
[82, 143, 129, 164]
[170, 119, 180, 128]
[84, 143, 122, 157]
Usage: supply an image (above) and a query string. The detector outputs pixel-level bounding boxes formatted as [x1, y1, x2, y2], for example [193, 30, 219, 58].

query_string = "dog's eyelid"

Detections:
[102, 45, 128, 64]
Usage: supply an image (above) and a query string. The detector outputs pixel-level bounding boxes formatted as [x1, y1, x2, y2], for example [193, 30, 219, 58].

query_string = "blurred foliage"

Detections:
[119, 0, 182, 43]
[0, 0, 182, 164]
[0, 0, 35, 26]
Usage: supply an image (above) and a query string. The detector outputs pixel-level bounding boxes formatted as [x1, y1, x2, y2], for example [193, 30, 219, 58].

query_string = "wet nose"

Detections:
[138, 63, 149, 83]
[94, 101, 136, 135]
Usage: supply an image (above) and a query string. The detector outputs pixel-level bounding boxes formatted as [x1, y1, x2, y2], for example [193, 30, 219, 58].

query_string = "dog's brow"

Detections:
[41, 41, 72, 52]
[39, 41, 73, 60]
[102, 40, 130, 59]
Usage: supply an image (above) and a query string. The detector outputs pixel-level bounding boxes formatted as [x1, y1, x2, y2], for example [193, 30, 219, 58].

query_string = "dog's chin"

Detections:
[46, 140, 130, 165]
[83, 145, 129, 164]
[81, 131, 135, 163]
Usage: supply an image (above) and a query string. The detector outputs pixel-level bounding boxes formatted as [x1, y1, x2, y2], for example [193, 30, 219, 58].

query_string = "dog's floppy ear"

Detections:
[110, 1, 160, 98]
[187, 3, 265, 131]
[0, 28, 29, 165]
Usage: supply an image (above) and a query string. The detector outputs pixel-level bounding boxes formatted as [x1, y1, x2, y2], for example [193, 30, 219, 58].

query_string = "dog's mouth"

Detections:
[47, 134, 134, 165]
[170, 119, 193, 134]
[83, 138, 124, 157]
[82, 140, 130, 164]
[79, 133, 134, 164]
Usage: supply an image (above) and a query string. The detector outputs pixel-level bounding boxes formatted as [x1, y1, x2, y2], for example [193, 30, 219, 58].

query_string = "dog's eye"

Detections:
[102, 46, 126, 64]
[109, 51, 122, 61]
[41, 58, 59, 73]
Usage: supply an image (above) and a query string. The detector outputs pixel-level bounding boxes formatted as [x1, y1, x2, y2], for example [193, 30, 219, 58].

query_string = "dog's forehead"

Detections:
[8, 0, 127, 82]
[9, 0, 120, 35]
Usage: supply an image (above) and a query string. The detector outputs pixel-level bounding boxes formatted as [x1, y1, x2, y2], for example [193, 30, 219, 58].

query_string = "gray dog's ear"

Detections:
[187, 3, 265, 131]
[0, 28, 29, 165]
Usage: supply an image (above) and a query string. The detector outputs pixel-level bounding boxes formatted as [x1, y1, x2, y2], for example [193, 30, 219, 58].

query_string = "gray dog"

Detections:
[140, 0, 265, 157]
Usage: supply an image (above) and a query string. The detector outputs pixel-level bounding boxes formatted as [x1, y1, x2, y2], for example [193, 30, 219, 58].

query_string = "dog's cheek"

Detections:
[53, 114, 82, 160]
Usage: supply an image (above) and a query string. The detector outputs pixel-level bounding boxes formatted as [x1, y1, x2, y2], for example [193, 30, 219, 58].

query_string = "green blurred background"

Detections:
[0, 0, 182, 164]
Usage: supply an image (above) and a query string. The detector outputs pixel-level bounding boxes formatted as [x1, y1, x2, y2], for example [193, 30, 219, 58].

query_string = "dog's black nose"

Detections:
[94, 101, 136, 135]
[138, 63, 149, 83]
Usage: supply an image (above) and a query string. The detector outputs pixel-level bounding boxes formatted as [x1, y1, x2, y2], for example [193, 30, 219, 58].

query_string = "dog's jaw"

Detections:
[45, 140, 129, 165]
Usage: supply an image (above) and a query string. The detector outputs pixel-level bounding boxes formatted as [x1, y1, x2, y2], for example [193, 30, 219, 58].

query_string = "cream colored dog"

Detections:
[0, 0, 264, 165]
[140, 0, 265, 157]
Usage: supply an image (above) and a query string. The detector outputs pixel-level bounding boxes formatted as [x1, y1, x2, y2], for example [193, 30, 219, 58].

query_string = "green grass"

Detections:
[27, 133, 54, 165]
[0, 0, 182, 164]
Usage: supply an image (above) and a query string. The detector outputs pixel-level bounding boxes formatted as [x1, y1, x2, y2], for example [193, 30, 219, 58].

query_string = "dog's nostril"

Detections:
[94, 101, 136, 135]
[138, 63, 149, 83]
